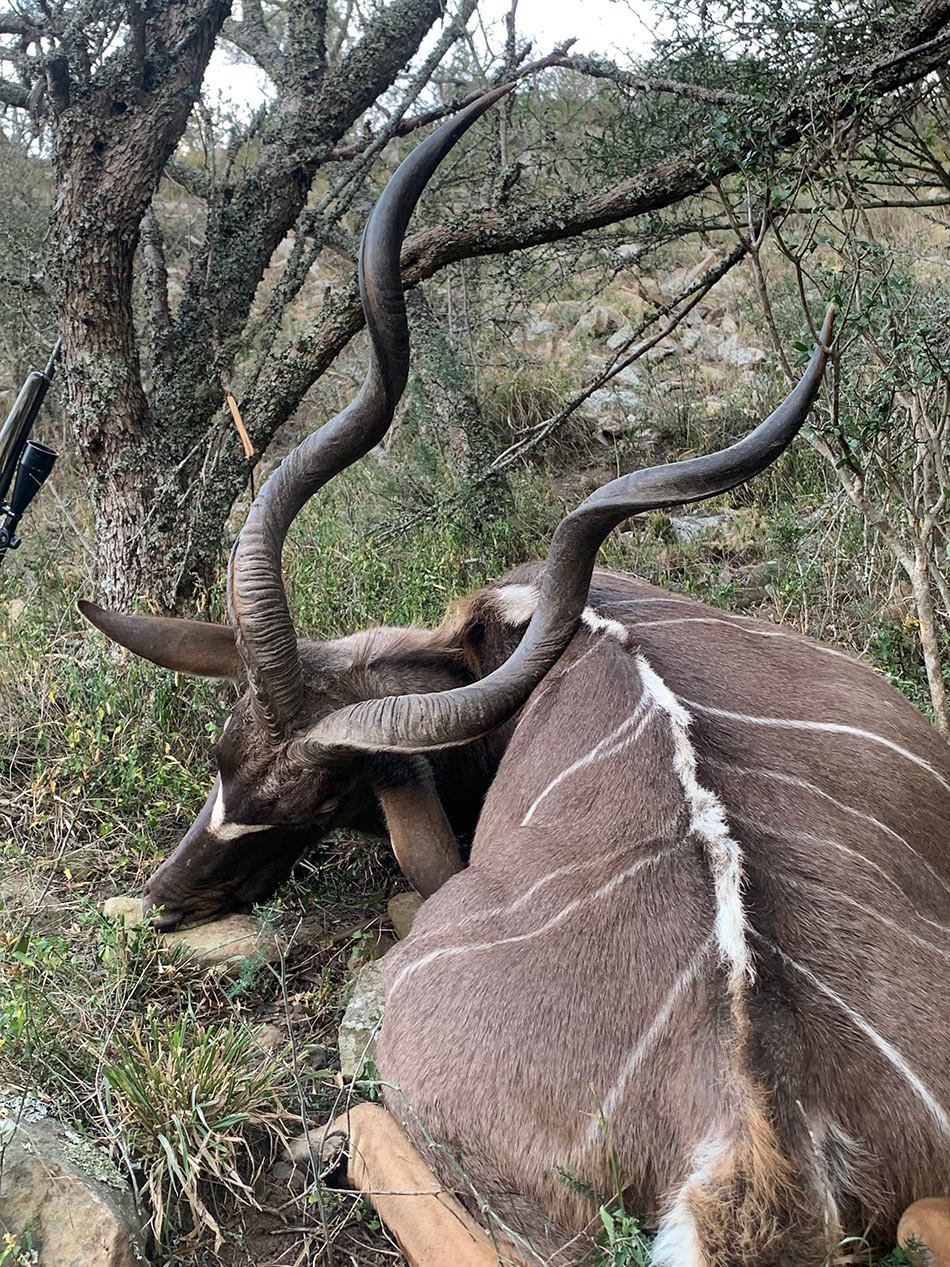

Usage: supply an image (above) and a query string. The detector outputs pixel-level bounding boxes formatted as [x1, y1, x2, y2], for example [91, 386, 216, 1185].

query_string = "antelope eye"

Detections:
[316, 796, 340, 816]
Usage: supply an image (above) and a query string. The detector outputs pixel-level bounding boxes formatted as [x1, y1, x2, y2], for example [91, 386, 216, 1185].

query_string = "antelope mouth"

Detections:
[142, 891, 254, 932]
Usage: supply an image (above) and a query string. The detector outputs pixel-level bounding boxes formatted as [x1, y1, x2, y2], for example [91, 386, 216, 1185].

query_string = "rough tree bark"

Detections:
[45, 0, 231, 601]
[3, 0, 950, 608]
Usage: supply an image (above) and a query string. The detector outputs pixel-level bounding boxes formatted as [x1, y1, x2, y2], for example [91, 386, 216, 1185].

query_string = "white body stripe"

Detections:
[829, 891, 950, 955]
[651, 1130, 728, 1267]
[685, 701, 950, 796]
[637, 655, 753, 991]
[386, 851, 668, 1003]
[728, 812, 950, 934]
[759, 935, 950, 1137]
[707, 759, 950, 901]
[521, 694, 653, 826]
[408, 845, 641, 947]
[623, 615, 854, 661]
[580, 607, 630, 642]
[586, 938, 714, 1147]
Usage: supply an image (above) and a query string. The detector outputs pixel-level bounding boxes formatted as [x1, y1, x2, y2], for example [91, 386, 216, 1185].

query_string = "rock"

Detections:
[614, 365, 641, 390]
[718, 334, 768, 368]
[161, 914, 279, 968]
[720, 314, 739, 336]
[346, 928, 396, 969]
[644, 342, 675, 363]
[679, 328, 702, 353]
[0, 875, 79, 936]
[702, 322, 725, 350]
[338, 960, 385, 1081]
[573, 304, 625, 339]
[545, 300, 584, 325]
[0, 1095, 147, 1266]
[660, 250, 718, 296]
[898, 1198, 950, 1267]
[668, 512, 735, 544]
[101, 897, 145, 926]
[584, 384, 645, 444]
[521, 317, 558, 356]
[524, 317, 554, 340]
[605, 325, 634, 352]
[252, 1024, 286, 1053]
[388, 891, 424, 940]
[587, 386, 643, 417]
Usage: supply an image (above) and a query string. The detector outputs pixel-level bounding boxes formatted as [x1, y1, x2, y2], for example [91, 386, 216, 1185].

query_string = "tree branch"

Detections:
[285, 0, 327, 87]
[556, 53, 749, 106]
[174, 0, 447, 360]
[238, 0, 950, 463]
[0, 12, 36, 35]
[142, 205, 174, 385]
[165, 155, 213, 200]
[221, 0, 285, 84]
[325, 50, 574, 161]
[0, 75, 28, 107]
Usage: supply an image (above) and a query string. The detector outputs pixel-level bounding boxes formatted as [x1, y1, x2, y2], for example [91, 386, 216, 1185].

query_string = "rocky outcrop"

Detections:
[0, 1094, 147, 1267]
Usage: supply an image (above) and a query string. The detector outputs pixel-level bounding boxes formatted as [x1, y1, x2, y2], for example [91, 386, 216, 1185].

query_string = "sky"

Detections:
[205, 0, 655, 111]
[478, 0, 653, 59]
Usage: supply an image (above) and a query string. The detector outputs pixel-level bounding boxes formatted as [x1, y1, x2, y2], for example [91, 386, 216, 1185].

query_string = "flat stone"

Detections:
[101, 897, 145, 926]
[388, 891, 424, 940]
[605, 325, 634, 351]
[338, 961, 385, 1081]
[0, 1100, 147, 1266]
[679, 328, 702, 353]
[718, 334, 767, 367]
[612, 365, 642, 390]
[161, 914, 279, 968]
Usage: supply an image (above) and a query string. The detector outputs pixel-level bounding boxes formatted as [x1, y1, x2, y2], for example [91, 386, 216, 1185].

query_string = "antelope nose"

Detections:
[141, 890, 184, 931]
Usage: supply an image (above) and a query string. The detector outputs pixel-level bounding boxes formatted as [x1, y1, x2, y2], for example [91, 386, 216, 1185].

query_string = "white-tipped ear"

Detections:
[78, 600, 243, 679]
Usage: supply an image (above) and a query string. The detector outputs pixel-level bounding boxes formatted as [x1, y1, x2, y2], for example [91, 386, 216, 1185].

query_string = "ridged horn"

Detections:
[228, 84, 516, 734]
[305, 305, 836, 754]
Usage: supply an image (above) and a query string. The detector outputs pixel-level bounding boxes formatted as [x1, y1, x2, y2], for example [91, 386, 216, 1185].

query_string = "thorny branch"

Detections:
[375, 241, 750, 543]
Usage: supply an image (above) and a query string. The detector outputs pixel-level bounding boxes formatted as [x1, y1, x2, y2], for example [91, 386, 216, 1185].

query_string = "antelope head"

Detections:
[82, 85, 834, 929]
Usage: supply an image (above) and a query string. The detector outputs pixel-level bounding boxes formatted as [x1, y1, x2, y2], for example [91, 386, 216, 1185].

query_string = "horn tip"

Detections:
[820, 303, 836, 347]
[78, 598, 104, 622]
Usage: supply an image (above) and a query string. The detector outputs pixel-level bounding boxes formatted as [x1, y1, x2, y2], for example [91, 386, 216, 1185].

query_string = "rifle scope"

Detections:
[0, 340, 61, 567]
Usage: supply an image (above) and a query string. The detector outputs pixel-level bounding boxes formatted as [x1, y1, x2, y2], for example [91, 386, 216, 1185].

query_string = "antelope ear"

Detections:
[78, 600, 243, 679]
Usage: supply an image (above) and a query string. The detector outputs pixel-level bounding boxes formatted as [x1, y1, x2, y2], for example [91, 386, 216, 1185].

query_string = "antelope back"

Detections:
[379, 566, 950, 1266]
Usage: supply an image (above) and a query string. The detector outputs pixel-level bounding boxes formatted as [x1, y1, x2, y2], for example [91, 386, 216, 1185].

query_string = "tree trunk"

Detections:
[910, 550, 949, 735]
[45, 0, 230, 606]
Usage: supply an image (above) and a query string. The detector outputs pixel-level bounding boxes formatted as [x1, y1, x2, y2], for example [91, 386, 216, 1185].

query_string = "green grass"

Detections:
[101, 1009, 293, 1248]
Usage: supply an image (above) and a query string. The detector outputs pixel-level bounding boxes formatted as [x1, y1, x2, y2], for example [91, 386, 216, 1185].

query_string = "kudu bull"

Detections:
[82, 87, 950, 1266]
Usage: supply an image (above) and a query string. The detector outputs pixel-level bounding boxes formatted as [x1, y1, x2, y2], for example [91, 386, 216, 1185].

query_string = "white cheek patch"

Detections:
[208, 781, 272, 842]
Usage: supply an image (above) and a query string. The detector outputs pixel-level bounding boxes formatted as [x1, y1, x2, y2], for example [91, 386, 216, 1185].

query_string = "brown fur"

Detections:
[378, 564, 950, 1265]
[85, 564, 950, 1264]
